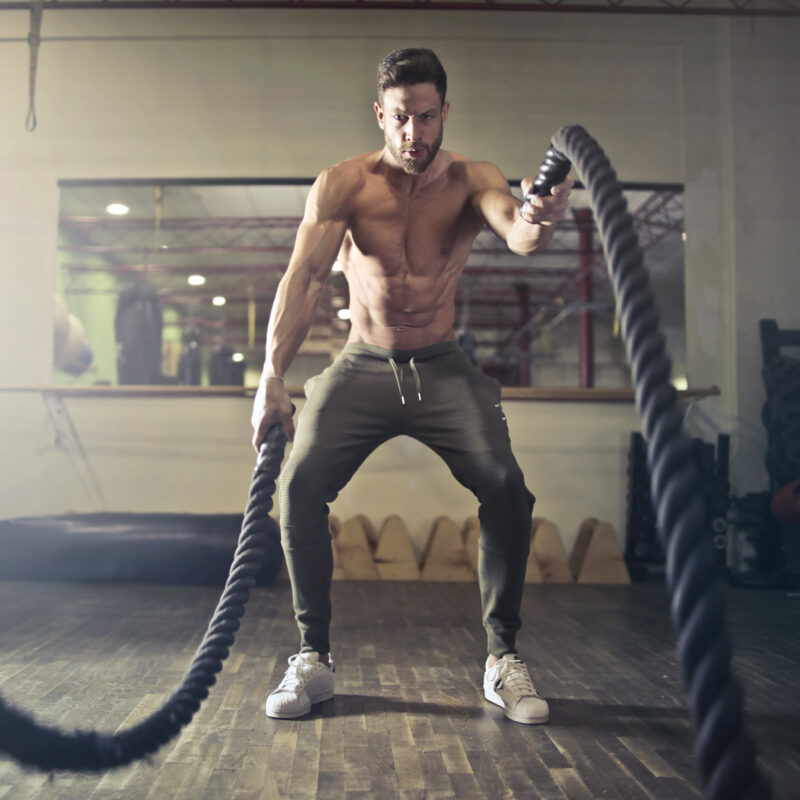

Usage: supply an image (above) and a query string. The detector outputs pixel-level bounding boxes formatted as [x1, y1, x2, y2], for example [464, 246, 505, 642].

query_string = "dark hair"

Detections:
[376, 48, 447, 105]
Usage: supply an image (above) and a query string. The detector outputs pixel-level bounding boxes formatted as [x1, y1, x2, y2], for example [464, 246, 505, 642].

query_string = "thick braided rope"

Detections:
[0, 422, 287, 771]
[544, 125, 769, 800]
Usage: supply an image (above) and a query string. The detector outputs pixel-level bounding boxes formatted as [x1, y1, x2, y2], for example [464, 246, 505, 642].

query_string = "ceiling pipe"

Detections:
[0, 0, 795, 16]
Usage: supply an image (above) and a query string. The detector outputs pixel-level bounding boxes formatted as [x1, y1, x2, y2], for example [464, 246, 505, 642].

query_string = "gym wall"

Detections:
[0, 12, 797, 550]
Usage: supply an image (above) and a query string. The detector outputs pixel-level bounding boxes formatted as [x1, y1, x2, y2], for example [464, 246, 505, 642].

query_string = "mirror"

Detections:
[55, 179, 684, 389]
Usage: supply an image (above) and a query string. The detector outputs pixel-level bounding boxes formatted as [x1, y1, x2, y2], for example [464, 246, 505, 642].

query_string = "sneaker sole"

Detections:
[484, 685, 549, 725]
[266, 687, 335, 720]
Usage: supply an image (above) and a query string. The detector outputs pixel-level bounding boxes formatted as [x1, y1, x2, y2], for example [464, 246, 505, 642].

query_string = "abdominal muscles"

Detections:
[345, 259, 461, 349]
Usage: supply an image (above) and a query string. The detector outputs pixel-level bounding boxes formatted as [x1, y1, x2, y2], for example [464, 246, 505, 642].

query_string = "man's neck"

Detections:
[379, 148, 448, 194]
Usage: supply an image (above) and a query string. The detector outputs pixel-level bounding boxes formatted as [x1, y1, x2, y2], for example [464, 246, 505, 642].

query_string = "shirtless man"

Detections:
[251, 49, 572, 724]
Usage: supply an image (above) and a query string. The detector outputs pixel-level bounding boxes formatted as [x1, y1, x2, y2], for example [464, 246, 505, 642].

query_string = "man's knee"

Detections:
[279, 457, 330, 547]
[478, 462, 531, 505]
[476, 463, 534, 552]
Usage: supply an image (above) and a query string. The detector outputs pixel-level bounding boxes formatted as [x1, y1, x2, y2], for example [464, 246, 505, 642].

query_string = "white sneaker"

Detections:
[265, 652, 335, 719]
[483, 654, 549, 724]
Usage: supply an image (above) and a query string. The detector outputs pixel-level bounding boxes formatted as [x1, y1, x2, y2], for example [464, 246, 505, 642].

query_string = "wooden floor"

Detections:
[0, 579, 797, 800]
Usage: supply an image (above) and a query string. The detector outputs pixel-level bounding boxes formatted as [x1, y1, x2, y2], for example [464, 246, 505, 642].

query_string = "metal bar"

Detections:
[40, 391, 107, 510]
[575, 207, 594, 389]
[63, 262, 579, 279]
[59, 244, 294, 254]
[0, 384, 722, 403]
[0, 0, 795, 16]
[515, 283, 531, 387]
[60, 216, 303, 229]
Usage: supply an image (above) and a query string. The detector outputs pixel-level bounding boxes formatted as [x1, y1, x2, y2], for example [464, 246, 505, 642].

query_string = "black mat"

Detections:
[0, 513, 283, 586]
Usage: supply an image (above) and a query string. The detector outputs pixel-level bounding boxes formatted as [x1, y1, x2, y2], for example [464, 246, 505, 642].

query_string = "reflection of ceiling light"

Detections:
[188, 274, 206, 286]
[160, 244, 169, 250]
[232, 352, 245, 362]
[672, 376, 688, 391]
[212, 296, 226, 306]
[337, 308, 351, 320]
[106, 203, 129, 216]
[332, 260, 343, 272]
[681, 232, 687, 242]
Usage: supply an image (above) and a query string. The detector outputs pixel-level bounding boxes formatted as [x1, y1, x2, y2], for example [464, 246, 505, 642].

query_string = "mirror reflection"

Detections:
[55, 180, 684, 389]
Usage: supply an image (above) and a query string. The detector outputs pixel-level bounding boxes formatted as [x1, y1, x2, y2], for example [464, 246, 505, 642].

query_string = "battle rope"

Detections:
[0, 127, 772, 800]
[0, 421, 287, 770]
[525, 125, 770, 800]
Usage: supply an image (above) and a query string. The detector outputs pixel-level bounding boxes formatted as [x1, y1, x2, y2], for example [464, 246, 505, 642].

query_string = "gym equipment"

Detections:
[115, 281, 164, 385]
[0, 512, 283, 587]
[0, 126, 769, 799]
[759, 319, 800, 492]
[525, 127, 767, 798]
[0, 422, 287, 770]
[177, 327, 203, 386]
[626, 432, 732, 579]
[772, 478, 800, 526]
[53, 296, 93, 376]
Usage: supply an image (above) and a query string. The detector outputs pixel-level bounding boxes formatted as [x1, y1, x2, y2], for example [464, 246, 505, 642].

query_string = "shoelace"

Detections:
[276, 654, 318, 692]
[497, 657, 538, 699]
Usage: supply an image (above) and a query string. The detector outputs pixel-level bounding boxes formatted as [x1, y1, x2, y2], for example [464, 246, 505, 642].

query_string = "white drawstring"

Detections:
[388, 357, 423, 404]
[409, 358, 422, 402]
[389, 357, 405, 405]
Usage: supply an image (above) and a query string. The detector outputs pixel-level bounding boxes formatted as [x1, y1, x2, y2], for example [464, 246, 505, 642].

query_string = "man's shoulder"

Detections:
[319, 152, 379, 187]
[310, 153, 378, 219]
[441, 152, 503, 179]
[442, 152, 509, 192]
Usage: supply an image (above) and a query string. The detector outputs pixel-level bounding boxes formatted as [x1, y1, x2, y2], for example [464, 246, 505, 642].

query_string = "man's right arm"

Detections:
[251, 166, 353, 449]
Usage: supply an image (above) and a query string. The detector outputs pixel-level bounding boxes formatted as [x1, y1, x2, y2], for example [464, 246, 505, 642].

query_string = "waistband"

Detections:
[341, 340, 460, 364]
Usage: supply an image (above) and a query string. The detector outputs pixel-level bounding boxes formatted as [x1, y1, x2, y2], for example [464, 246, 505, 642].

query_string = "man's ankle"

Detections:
[318, 652, 330, 666]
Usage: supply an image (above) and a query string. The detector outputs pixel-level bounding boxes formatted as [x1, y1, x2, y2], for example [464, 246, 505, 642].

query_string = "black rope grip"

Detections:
[526, 125, 769, 800]
[530, 145, 572, 197]
[0, 421, 288, 771]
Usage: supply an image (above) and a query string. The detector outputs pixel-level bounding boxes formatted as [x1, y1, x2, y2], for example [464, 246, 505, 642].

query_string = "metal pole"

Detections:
[574, 208, 594, 388]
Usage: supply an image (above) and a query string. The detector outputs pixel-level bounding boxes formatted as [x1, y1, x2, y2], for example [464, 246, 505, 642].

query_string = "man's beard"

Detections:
[386, 126, 443, 175]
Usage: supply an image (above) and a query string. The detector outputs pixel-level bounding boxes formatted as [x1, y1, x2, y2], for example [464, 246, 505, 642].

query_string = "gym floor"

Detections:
[0, 579, 798, 799]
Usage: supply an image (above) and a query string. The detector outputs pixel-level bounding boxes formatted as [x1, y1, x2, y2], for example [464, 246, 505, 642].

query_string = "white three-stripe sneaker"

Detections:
[483, 654, 549, 724]
[266, 652, 335, 719]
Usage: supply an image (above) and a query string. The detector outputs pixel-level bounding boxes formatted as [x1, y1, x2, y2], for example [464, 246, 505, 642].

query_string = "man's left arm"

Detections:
[472, 162, 573, 256]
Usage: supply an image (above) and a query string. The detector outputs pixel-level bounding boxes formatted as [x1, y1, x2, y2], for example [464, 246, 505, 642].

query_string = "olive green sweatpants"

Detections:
[278, 341, 535, 658]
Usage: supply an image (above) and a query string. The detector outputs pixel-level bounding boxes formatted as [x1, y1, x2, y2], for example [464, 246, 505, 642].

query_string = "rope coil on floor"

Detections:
[0, 127, 771, 799]
[0, 421, 287, 771]
[527, 125, 770, 800]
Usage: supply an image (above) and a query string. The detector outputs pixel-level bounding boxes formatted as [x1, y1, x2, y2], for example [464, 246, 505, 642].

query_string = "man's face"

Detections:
[374, 83, 449, 175]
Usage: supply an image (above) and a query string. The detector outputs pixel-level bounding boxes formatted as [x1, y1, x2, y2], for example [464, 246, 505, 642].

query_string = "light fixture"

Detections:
[681, 232, 687, 242]
[337, 308, 351, 320]
[672, 376, 688, 391]
[188, 274, 206, 287]
[332, 260, 343, 272]
[232, 352, 245, 363]
[212, 296, 226, 307]
[106, 203, 129, 216]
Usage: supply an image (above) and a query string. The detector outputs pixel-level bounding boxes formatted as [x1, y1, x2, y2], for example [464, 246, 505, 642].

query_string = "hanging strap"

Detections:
[26, 0, 44, 132]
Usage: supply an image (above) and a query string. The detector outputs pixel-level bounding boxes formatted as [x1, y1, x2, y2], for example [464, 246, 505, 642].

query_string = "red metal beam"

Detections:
[60, 216, 303, 229]
[59, 245, 293, 255]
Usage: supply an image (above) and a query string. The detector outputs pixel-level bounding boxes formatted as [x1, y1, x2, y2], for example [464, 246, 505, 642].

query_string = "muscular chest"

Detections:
[345, 180, 477, 273]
